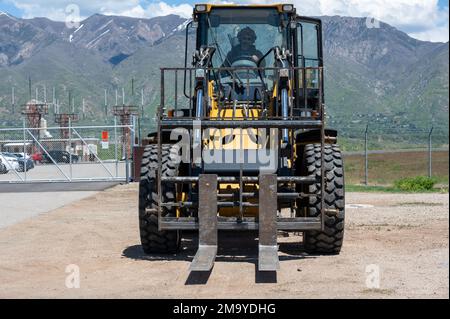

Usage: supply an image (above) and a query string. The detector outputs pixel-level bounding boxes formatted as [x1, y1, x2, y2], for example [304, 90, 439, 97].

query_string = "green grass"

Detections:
[346, 185, 402, 193]
[344, 150, 449, 185]
[346, 184, 448, 193]
[97, 145, 123, 161]
[394, 202, 443, 207]
[394, 176, 436, 191]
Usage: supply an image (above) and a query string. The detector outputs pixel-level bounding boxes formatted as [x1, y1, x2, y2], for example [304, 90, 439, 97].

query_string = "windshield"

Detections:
[205, 8, 287, 88]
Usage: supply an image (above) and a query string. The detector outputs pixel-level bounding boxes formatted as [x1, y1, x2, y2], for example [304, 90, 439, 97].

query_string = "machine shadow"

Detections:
[122, 231, 317, 285]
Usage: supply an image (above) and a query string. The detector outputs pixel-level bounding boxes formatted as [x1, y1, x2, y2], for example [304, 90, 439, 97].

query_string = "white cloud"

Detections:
[145, 2, 192, 18]
[4, 0, 449, 42]
[409, 24, 449, 43]
[104, 6, 147, 19]
[5, 0, 192, 20]
[102, 2, 193, 19]
[240, 0, 449, 42]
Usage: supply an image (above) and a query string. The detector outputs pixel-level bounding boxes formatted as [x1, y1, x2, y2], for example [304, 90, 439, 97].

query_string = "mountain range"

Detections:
[0, 11, 448, 140]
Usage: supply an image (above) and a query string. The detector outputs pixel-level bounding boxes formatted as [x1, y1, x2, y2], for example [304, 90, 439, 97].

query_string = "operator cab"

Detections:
[189, 4, 323, 111]
[195, 6, 289, 102]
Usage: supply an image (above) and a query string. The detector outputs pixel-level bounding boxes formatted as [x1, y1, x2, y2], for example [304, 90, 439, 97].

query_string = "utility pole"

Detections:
[28, 76, 32, 102]
[139, 87, 144, 144]
[141, 87, 144, 117]
[364, 124, 369, 185]
[11, 86, 15, 113]
[68, 91, 71, 113]
[82, 98, 86, 119]
[104, 89, 108, 117]
[428, 126, 434, 178]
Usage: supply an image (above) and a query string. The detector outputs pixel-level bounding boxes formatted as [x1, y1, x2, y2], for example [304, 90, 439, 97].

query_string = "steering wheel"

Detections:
[230, 55, 259, 79]
[231, 55, 259, 66]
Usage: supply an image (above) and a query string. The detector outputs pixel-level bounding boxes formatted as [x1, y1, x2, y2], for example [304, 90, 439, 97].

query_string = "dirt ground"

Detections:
[0, 184, 448, 298]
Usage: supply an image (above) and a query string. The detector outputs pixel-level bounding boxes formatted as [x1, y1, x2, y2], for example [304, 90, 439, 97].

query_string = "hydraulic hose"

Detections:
[281, 88, 289, 143]
[193, 88, 203, 147]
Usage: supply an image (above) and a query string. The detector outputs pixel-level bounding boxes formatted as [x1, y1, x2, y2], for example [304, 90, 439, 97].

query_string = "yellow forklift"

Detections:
[139, 3, 345, 271]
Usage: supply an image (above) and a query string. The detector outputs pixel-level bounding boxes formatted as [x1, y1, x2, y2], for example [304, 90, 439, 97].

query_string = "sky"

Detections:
[0, 0, 448, 42]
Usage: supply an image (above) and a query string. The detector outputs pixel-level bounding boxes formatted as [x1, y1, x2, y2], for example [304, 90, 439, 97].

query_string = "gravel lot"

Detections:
[0, 184, 448, 298]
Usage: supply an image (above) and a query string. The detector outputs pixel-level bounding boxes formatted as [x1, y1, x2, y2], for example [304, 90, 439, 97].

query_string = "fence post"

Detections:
[125, 148, 130, 184]
[123, 129, 127, 177]
[69, 118, 72, 181]
[364, 124, 368, 185]
[428, 126, 434, 178]
[132, 115, 137, 147]
[23, 119, 27, 181]
[123, 118, 129, 183]
[131, 115, 137, 182]
[137, 117, 141, 146]
[114, 117, 118, 178]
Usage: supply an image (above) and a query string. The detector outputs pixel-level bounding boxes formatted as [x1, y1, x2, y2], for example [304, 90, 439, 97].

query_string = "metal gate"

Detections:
[0, 121, 135, 184]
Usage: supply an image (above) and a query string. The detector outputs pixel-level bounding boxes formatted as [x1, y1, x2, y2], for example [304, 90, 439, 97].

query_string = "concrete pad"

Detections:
[0, 181, 120, 193]
[0, 191, 97, 228]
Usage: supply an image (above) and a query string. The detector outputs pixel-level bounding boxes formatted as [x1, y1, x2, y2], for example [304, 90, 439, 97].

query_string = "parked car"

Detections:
[42, 150, 79, 164]
[1, 152, 33, 172]
[0, 153, 20, 171]
[0, 158, 9, 174]
[12, 152, 31, 160]
[11, 153, 35, 171]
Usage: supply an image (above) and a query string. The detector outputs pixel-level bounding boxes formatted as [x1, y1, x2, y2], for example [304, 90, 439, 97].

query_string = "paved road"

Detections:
[0, 181, 120, 193]
[0, 162, 127, 182]
[0, 181, 120, 228]
[0, 191, 97, 228]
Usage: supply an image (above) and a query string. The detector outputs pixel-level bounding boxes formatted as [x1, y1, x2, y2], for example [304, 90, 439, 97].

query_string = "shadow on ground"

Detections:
[122, 231, 318, 284]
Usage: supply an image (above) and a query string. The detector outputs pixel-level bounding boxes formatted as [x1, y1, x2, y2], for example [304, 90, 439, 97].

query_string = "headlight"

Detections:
[195, 4, 207, 12]
[279, 68, 289, 78]
[195, 68, 205, 79]
[282, 4, 294, 12]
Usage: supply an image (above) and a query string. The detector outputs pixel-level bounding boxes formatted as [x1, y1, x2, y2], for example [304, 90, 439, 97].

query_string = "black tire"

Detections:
[302, 143, 345, 254]
[139, 144, 181, 253]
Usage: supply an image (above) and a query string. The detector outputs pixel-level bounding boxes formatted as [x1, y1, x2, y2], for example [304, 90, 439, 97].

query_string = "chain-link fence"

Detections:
[1, 120, 448, 186]
[339, 125, 449, 186]
[0, 121, 135, 183]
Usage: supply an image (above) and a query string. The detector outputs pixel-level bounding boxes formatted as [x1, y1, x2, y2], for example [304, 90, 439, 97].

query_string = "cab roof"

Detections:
[193, 3, 295, 14]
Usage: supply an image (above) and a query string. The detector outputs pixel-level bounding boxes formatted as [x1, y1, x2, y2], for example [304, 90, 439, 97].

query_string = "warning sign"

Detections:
[101, 131, 109, 141]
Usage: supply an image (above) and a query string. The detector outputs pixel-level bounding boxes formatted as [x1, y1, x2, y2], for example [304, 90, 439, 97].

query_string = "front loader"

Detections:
[139, 3, 345, 271]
